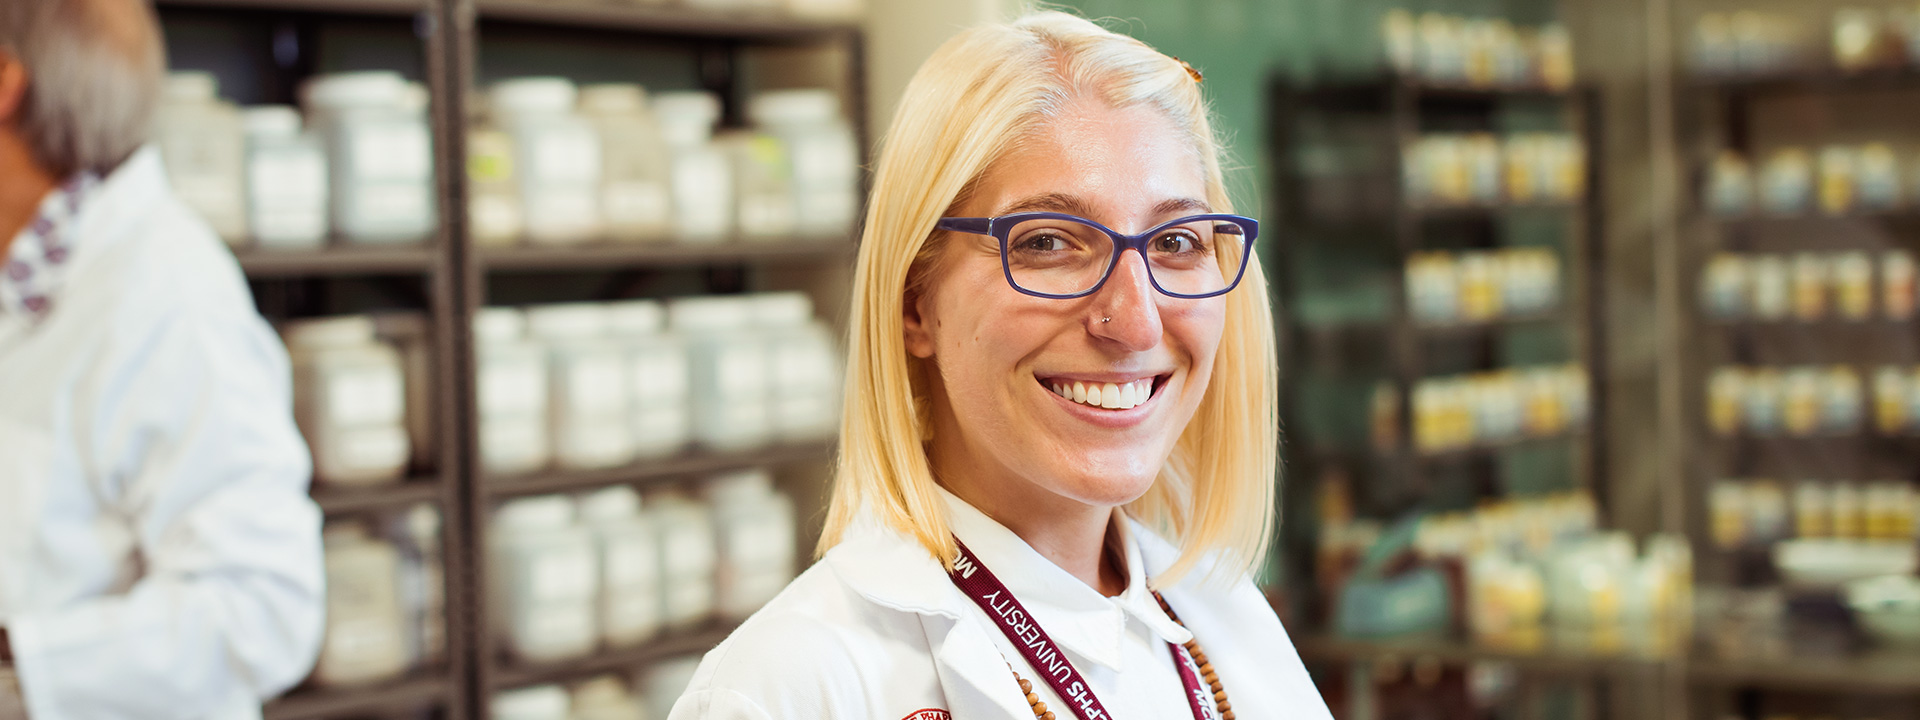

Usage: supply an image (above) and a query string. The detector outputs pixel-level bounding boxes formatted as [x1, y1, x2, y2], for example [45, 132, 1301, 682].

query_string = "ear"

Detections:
[902, 287, 937, 359]
[0, 51, 25, 125]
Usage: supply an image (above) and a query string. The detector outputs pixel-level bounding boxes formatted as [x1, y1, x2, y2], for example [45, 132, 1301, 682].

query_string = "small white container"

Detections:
[571, 676, 648, 720]
[527, 304, 637, 469]
[654, 92, 734, 244]
[668, 296, 772, 451]
[475, 308, 552, 475]
[312, 523, 410, 687]
[749, 89, 860, 238]
[606, 300, 691, 459]
[242, 106, 329, 248]
[578, 485, 663, 648]
[491, 495, 600, 663]
[303, 72, 436, 244]
[371, 312, 437, 470]
[719, 131, 796, 241]
[702, 469, 796, 620]
[284, 316, 411, 487]
[493, 684, 571, 720]
[580, 84, 674, 243]
[386, 504, 445, 667]
[648, 493, 717, 631]
[156, 72, 248, 244]
[490, 78, 603, 245]
[752, 292, 840, 442]
[468, 113, 525, 247]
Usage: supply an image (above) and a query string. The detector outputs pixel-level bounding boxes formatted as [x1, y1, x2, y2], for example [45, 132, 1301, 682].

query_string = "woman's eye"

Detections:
[1014, 233, 1071, 252]
[1153, 233, 1201, 254]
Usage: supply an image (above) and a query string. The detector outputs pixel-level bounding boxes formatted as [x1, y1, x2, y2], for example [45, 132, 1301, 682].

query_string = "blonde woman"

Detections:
[670, 12, 1329, 720]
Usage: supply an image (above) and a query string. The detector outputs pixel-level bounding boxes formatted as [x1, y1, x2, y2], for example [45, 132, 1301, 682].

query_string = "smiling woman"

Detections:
[667, 11, 1330, 720]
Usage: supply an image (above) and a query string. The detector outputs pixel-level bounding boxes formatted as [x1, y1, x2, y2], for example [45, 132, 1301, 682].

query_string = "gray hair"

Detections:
[0, 0, 166, 178]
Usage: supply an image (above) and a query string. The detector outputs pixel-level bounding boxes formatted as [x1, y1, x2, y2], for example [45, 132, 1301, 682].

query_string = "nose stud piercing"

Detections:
[1101, 317, 1111, 323]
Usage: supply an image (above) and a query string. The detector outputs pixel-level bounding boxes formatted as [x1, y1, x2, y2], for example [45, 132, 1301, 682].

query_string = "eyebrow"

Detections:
[993, 193, 1214, 219]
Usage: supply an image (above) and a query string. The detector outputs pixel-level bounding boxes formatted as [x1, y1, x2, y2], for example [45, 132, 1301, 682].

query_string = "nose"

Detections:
[1088, 249, 1162, 351]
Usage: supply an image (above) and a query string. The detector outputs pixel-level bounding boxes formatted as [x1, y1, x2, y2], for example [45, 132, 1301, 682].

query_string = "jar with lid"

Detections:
[302, 72, 436, 244]
[385, 504, 445, 668]
[605, 300, 691, 459]
[751, 292, 840, 442]
[668, 296, 772, 451]
[576, 485, 662, 648]
[372, 312, 436, 471]
[719, 130, 797, 241]
[749, 89, 861, 238]
[527, 304, 637, 470]
[702, 469, 796, 620]
[1876, 366, 1911, 434]
[1835, 251, 1875, 320]
[475, 308, 552, 475]
[283, 316, 411, 487]
[580, 84, 674, 243]
[648, 492, 718, 631]
[571, 676, 646, 720]
[491, 495, 600, 663]
[468, 100, 525, 247]
[490, 78, 603, 245]
[155, 72, 247, 244]
[654, 91, 734, 244]
[1885, 251, 1917, 319]
[241, 106, 329, 248]
[493, 684, 571, 720]
[312, 522, 409, 687]
[1759, 148, 1813, 216]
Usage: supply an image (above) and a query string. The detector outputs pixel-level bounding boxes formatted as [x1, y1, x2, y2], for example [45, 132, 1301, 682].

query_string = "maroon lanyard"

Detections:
[947, 537, 1217, 720]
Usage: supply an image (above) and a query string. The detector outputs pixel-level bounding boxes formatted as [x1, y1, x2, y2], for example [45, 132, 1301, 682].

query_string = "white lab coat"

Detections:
[0, 148, 324, 720]
[670, 489, 1332, 720]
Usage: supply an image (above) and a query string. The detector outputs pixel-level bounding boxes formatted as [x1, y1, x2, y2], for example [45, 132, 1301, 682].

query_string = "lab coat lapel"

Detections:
[927, 611, 1049, 719]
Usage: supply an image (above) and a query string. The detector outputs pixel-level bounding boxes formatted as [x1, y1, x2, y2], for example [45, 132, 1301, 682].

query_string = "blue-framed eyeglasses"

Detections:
[935, 212, 1259, 300]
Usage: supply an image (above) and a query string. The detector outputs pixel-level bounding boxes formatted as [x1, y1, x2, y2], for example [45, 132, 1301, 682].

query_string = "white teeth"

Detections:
[1050, 378, 1156, 410]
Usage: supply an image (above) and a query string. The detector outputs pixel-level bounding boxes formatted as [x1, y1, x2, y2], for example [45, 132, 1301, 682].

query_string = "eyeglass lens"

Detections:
[1003, 216, 1248, 297]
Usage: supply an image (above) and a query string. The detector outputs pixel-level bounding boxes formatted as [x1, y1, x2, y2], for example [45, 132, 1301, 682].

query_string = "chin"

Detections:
[1050, 454, 1162, 508]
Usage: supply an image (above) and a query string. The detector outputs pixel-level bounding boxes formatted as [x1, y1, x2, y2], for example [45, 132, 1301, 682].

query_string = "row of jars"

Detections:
[1706, 145, 1920, 217]
[1402, 133, 1587, 208]
[1406, 248, 1560, 325]
[1700, 251, 1918, 322]
[469, 79, 859, 247]
[489, 471, 795, 666]
[494, 667, 697, 720]
[157, 71, 436, 248]
[311, 504, 445, 688]
[1691, 11, 1818, 77]
[1378, 364, 1591, 454]
[475, 293, 840, 477]
[1712, 479, 1920, 549]
[1378, 10, 1576, 90]
[1704, 365, 1898, 437]
[622, 0, 861, 20]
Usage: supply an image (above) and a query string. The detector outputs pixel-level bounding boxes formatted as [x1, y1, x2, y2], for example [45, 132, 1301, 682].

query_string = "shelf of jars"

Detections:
[264, 672, 452, 720]
[493, 619, 740, 690]
[311, 477, 447, 515]
[487, 441, 834, 498]
[1294, 631, 1673, 678]
[473, 0, 858, 40]
[478, 237, 854, 272]
[1687, 7, 1920, 95]
[153, 0, 427, 15]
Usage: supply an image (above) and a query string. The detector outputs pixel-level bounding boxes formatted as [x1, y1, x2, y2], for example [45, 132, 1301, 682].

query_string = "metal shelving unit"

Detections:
[152, 0, 865, 716]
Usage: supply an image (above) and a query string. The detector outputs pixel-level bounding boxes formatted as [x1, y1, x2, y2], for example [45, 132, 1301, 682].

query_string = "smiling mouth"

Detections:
[1036, 375, 1169, 411]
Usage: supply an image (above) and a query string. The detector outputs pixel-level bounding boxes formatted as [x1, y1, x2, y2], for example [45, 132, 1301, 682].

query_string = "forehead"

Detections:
[969, 99, 1206, 216]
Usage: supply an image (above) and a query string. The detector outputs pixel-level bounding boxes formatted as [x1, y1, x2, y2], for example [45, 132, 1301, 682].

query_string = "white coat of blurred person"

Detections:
[0, 1, 324, 719]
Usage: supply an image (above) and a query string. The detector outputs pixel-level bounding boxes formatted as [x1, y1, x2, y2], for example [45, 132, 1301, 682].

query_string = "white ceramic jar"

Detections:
[647, 492, 718, 631]
[752, 292, 840, 442]
[653, 91, 734, 244]
[475, 308, 552, 476]
[468, 107, 526, 246]
[491, 495, 600, 663]
[577, 485, 662, 648]
[606, 300, 691, 459]
[303, 72, 436, 244]
[284, 316, 411, 487]
[312, 522, 409, 687]
[580, 84, 674, 243]
[490, 78, 603, 245]
[749, 89, 859, 238]
[371, 312, 436, 470]
[527, 304, 637, 469]
[702, 469, 796, 620]
[156, 72, 248, 244]
[718, 130, 796, 241]
[386, 503, 445, 668]
[493, 684, 571, 720]
[571, 676, 647, 720]
[241, 105, 329, 248]
[668, 296, 771, 452]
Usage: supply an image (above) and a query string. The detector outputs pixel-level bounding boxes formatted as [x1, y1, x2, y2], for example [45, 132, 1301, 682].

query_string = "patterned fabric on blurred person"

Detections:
[0, 173, 99, 319]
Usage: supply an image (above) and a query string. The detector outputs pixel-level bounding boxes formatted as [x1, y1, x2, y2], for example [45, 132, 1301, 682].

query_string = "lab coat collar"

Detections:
[0, 148, 162, 321]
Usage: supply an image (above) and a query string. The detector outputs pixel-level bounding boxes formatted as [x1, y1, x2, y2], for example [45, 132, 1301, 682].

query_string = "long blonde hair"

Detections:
[819, 11, 1279, 587]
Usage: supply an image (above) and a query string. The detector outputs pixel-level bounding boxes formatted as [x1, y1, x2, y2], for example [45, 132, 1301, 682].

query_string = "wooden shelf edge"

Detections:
[479, 239, 854, 272]
[485, 441, 834, 498]
[311, 478, 445, 515]
[154, 0, 426, 15]
[236, 246, 438, 277]
[474, 0, 856, 41]
[494, 620, 741, 690]
[263, 674, 450, 720]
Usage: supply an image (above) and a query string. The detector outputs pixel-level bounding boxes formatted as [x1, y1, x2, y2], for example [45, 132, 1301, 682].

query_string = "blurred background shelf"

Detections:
[473, 0, 856, 40]
[263, 674, 451, 720]
[492, 621, 741, 690]
[485, 441, 836, 498]
[235, 246, 439, 277]
[478, 239, 855, 272]
[153, 0, 428, 14]
[310, 478, 446, 515]
[1295, 634, 1672, 678]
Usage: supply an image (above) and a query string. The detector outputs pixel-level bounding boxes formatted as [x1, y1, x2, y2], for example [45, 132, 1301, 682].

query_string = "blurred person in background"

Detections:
[0, 1, 324, 719]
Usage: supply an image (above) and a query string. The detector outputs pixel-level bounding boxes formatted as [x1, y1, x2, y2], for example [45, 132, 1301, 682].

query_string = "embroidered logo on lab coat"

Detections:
[901, 709, 951, 720]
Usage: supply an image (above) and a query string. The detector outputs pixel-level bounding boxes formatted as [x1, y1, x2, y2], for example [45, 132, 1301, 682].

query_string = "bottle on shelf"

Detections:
[719, 130, 798, 241]
[654, 91, 735, 244]
[527, 304, 637, 470]
[668, 296, 772, 452]
[577, 485, 663, 648]
[752, 292, 840, 442]
[241, 105, 329, 249]
[283, 316, 412, 487]
[475, 308, 553, 476]
[702, 469, 797, 621]
[604, 300, 691, 460]
[155, 71, 247, 244]
[648, 492, 718, 631]
[468, 100, 526, 247]
[570, 676, 647, 720]
[580, 84, 674, 244]
[749, 89, 860, 239]
[302, 71, 437, 245]
[387, 504, 446, 669]
[372, 312, 437, 472]
[490, 77, 604, 245]
[493, 684, 571, 720]
[312, 521, 411, 687]
[491, 495, 600, 663]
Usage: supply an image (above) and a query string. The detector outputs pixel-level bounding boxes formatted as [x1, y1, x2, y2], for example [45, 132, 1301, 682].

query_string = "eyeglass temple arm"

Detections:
[934, 217, 992, 234]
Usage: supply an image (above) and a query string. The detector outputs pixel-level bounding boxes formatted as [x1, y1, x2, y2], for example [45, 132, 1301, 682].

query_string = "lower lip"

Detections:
[1041, 381, 1159, 428]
